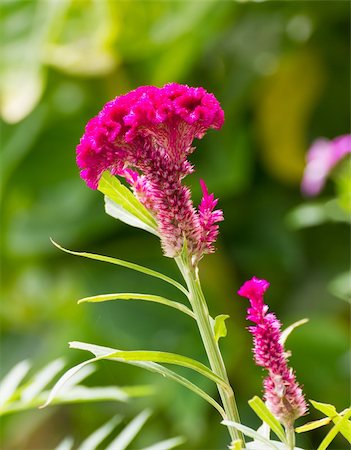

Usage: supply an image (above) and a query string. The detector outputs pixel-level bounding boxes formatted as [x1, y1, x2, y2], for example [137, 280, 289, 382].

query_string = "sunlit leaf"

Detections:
[77, 415, 121, 450]
[213, 314, 230, 342]
[280, 318, 309, 346]
[50, 239, 188, 296]
[98, 171, 158, 233]
[141, 436, 185, 450]
[78, 292, 194, 319]
[221, 420, 280, 450]
[317, 409, 351, 450]
[295, 417, 331, 433]
[105, 409, 151, 450]
[229, 440, 243, 450]
[69, 341, 226, 418]
[21, 358, 65, 402]
[0, 360, 31, 407]
[310, 400, 337, 418]
[248, 396, 286, 443]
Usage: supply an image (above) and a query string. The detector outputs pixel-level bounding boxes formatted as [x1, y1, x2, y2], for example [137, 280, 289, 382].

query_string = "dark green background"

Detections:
[1, 1, 349, 449]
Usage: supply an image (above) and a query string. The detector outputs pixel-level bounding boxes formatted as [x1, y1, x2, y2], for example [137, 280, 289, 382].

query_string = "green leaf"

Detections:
[248, 396, 286, 443]
[68, 341, 226, 418]
[0, 360, 31, 407]
[280, 318, 309, 346]
[105, 196, 159, 236]
[21, 358, 65, 403]
[77, 415, 121, 450]
[50, 239, 188, 297]
[310, 400, 337, 418]
[98, 171, 158, 233]
[213, 314, 230, 342]
[317, 409, 351, 450]
[295, 417, 331, 433]
[221, 420, 280, 450]
[78, 292, 195, 319]
[92, 349, 230, 391]
[228, 440, 243, 450]
[105, 409, 151, 450]
[141, 436, 185, 450]
[55, 437, 74, 450]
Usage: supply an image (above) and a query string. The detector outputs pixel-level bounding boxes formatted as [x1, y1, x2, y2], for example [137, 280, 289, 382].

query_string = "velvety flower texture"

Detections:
[76, 83, 224, 258]
[301, 134, 351, 196]
[238, 277, 307, 427]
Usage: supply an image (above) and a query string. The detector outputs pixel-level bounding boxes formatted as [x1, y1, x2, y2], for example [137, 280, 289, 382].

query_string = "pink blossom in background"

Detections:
[238, 277, 307, 427]
[76, 83, 224, 259]
[301, 134, 351, 197]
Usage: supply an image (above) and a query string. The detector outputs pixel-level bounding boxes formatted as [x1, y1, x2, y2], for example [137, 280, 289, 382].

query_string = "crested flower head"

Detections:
[301, 134, 351, 196]
[76, 83, 224, 259]
[238, 277, 307, 427]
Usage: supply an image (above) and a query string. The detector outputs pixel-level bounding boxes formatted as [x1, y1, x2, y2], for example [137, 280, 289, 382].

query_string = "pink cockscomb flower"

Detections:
[238, 277, 307, 427]
[76, 83, 224, 259]
[301, 134, 351, 196]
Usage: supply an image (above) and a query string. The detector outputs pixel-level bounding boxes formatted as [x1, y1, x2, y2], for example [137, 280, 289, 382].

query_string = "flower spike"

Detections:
[238, 277, 307, 427]
[77, 83, 224, 260]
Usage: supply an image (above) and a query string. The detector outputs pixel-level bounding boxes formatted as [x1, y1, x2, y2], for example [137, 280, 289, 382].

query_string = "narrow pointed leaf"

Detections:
[77, 415, 122, 450]
[141, 436, 185, 450]
[50, 240, 188, 296]
[213, 314, 230, 342]
[58, 364, 96, 393]
[0, 360, 31, 406]
[317, 409, 351, 450]
[69, 341, 225, 417]
[57, 386, 128, 403]
[222, 420, 280, 450]
[310, 400, 337, 418]
[105, 196, 159, 236]
[280, 319, 309, 345]
[55, 437, 74, 450]
[78, 293, 194, 319]
[332, 412, 351, 443]
[98, 171, 158, 231]
[295, 418, 332, 433]
[94, 349, 230, 391]
[21, 358, 65, 402]
[248, 396, 286, 443]
[105, 409, 151, 450]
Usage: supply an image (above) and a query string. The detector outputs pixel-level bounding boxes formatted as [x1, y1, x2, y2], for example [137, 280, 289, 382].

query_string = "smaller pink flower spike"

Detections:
[238, 277, 307, 427]
[197, 179, 224, 256]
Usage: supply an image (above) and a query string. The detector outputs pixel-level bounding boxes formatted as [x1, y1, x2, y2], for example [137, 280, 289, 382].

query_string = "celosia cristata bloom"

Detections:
[238, 277, 307, 427]
[77, 83, 224, 259]
[301, 134, 351, 196]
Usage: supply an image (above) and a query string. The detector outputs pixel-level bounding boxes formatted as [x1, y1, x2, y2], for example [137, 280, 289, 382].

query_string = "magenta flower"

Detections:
[238, 277, 307, 427]
[301, 134, 351, 196]
[76, 83, 224, 259]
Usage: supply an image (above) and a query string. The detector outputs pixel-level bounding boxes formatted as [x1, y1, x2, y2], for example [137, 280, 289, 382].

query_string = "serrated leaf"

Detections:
[77, 415, 121, 450]
[50, 239, 188, 296]
[0, 360, 31, 407]
[310, 400, 337, 418]
[69, 341, 225, 418]
[78, 292, 194, 319]
[213, 314, 229, 342]
[248, 396, 286, 444]
[105, 409, 151, 450]
[280, 319, 309, 346]
[105, 196, 159, 236]
[98, 171, 158, 232]
[317, 409, 351, 450]
[221, 420, 280, 450]
[21, 358, 65, 402]
[141, 436, 185, 450]
[295, 417, 331, 434]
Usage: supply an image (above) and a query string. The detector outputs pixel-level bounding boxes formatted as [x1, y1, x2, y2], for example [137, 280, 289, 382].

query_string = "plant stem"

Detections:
[176, 256, 244, 445]
[285, 424, 295, 450]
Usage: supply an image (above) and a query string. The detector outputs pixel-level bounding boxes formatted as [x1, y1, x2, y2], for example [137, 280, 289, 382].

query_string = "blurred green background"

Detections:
[1, 1, 350, 449]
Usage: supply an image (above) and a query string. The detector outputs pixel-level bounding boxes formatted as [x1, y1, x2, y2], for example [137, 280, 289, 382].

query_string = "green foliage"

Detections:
[213, 314, 230, 343]
[248, 396, 286, 444]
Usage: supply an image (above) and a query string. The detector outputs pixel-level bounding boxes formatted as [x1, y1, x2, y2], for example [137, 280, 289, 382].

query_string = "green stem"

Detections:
[285, 424, 296, 450]
[175, 256, 244, 446]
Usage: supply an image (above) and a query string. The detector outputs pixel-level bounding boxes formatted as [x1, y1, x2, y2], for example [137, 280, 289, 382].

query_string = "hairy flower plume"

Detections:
[76, 83, 224, 259]
[238, 277, 307, 427]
